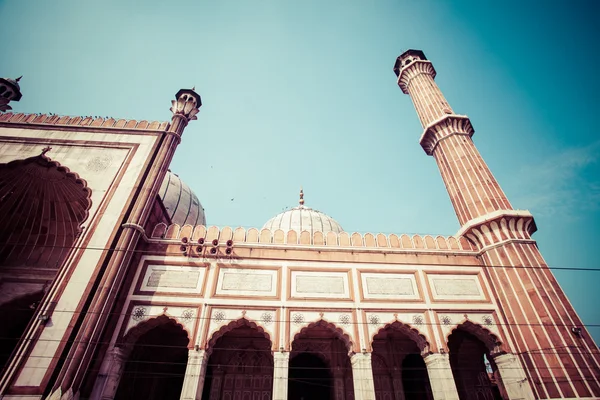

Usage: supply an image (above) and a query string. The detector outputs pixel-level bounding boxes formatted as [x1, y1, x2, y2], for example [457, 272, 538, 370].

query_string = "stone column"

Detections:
[493, 353, 535, 400]
[272, 351, 289, 400]
[90, 346, 126, 400]
[423, 354, 459, 400]
[180, 349, 208, 400]
[351, 353, 376, 400]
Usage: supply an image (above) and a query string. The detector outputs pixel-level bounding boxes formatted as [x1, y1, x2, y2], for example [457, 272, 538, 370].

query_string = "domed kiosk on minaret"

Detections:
[262, 189, 343, 235]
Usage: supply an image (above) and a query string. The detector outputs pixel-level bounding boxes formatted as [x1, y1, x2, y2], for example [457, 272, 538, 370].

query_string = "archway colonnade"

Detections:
[91, 317, 533, 400]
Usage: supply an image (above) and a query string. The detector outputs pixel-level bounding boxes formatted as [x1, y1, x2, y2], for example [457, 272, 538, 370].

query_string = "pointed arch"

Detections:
[121, 315, 191, 352]
[0, 154, 92, 268]
[372, 320, 431, 355]
[447, 319, 503, 354]
[207, 318, 271, 354]
[292, 318, 353, 353]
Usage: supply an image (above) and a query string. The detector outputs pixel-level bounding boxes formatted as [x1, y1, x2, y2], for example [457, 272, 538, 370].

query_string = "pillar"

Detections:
[90, 346, 126, 400]
[351, 353, 376, 400]
[180, 349, 208, 400]
[423, 354, 459, 400]
[272, 351, 289, 400]
[493, 353, 535, 400]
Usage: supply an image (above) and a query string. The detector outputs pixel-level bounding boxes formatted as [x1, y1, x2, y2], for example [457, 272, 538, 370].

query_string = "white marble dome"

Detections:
[262, 190, 343, 234]
[158, 171, 206, 226]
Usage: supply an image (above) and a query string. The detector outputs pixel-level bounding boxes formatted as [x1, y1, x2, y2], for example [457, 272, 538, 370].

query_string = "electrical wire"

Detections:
[2, 241, 600, 272]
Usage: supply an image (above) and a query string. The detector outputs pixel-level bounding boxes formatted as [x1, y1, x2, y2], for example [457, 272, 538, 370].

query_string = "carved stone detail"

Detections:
[419, 114, 474, 155]
[456, 210, 537, 250]
[397, 60, 437, 94]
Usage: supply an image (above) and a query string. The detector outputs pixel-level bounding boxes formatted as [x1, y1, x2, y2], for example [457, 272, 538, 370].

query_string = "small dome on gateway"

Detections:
[262, 189, 343, 235]
[158, 171, 206, 226]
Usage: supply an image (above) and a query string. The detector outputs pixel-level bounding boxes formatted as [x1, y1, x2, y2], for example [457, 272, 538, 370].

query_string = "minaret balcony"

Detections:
[419, 114, 474, 155]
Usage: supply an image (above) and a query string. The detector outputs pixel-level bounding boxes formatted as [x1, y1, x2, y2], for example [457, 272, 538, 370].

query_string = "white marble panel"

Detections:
[290, 271, 350, 299]
[215, 267, 278, 297]
[428, 274, 485, 301]
[140, 265, 205, 294]
[360, 272, 420, 300]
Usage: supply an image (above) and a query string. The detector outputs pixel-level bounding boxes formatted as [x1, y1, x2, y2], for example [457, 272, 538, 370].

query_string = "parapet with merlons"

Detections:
[0, 112, 170, 131]
[148, 223, 477, 252]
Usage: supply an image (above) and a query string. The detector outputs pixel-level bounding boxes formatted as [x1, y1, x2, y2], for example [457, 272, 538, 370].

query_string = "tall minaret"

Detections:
[394, 50, 512, 226]
[395, 50, 600, 399]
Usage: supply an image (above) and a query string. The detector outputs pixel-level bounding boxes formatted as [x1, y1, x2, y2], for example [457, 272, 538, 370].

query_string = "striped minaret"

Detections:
[395, 49, 600, 399]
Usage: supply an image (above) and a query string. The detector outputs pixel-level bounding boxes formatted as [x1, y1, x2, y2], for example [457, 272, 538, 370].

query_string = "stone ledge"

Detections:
[397, 60, 436, 94]
[419, 114, 474, 155]
[456, 210, 537, 250]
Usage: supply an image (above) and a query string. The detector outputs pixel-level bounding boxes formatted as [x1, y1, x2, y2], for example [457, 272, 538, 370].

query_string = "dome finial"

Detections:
[299, 187, 305, 206]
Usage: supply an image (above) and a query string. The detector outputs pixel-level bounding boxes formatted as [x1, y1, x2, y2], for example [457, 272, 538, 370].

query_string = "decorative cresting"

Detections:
[0, 111, 170, 131]
[151, 223, 478, 251]
[420, 114, 474, 155]
[0, 154, 92, 267]
[456, 210, 537, 250]
[170, 89, 201, 123]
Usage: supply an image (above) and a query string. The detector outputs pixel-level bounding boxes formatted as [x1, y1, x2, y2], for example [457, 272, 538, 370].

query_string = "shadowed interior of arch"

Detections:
[371, 324, 433, 400]
[448, 328, 503, 400]
[0, 155, 91, 268]
[202, 324, 273, 400]
[114, 319, 189, 400]
[289, 322, 354, 400]
[0, 291, 44, 372]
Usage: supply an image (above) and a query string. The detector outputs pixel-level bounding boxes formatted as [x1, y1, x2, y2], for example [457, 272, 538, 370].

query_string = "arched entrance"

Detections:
[115, 317, 189, 400]
[289, 320, 354, 400]
[371, 322, 432, 400]
[289, 353, 332, 400]
[448, 324, 502, 400]
[202, 319, 273, 400]
[0, 154, 92, 268]
[0, 291, 44, 372]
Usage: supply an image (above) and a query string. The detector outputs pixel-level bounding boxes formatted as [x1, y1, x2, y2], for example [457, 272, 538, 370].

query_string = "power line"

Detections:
[2, 241, 600, 272]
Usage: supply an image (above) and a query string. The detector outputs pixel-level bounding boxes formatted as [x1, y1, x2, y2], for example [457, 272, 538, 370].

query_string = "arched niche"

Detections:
[115, 316, 190, 400]
[290, 319, 354, 400]
[448, 322, 504, 400]
[0, 154, 92, 269]
[202, 318, 273, 400]
[371, 321, 433, 400]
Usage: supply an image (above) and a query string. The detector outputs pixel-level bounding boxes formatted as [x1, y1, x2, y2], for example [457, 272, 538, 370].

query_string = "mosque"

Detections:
[0, 50, 599, 400]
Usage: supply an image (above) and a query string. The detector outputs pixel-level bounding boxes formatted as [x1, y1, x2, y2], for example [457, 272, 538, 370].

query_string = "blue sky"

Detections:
[2, 0, 599, 342]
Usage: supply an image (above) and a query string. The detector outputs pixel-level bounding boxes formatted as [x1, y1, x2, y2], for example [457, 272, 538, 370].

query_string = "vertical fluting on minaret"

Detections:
[395, 50, 600, 399]
[395, 50, 512, 225]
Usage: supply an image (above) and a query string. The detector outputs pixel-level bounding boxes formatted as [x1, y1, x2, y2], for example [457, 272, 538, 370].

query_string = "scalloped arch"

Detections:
[207, 318, 272, 354]
[447, 320, 503, 354]
[292, 319, 353, 353]
[121, 315, 191, 352]
[372, 320, 431, 354]
[0, 155, 92, 268]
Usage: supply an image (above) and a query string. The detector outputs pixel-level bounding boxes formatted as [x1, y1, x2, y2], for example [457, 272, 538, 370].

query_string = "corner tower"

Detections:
[395, 50, 600, 399]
